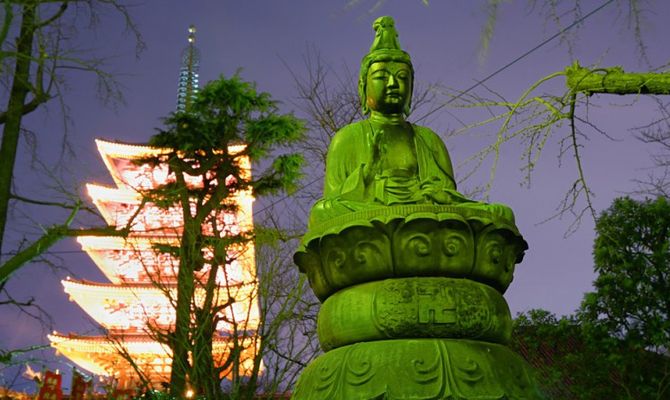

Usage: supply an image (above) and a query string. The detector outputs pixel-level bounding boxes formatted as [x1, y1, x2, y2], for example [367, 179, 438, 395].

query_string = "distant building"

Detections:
[48, 27, 260, 390]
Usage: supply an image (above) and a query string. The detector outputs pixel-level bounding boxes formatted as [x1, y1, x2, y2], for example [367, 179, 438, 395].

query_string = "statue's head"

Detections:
[359, 16, 414, 116]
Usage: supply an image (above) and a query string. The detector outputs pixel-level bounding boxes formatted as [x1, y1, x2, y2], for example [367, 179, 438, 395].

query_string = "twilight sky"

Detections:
[2, 0, 669, 392]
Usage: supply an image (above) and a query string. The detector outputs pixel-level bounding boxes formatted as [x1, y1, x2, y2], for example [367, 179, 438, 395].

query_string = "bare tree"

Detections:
[0, 3, 144, 393]
[633, 99, 670, 197]
[0, 0, 144, 281]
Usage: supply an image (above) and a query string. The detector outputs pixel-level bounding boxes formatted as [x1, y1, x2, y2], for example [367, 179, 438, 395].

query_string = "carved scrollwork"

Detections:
[473, 226, 524, 292]
[453, 357, 484, 384]
[408, 233, 432, 256]
[410, 349, 442, 384]
[489, 245, 502, 265]
[294, 245, 331, 302]
[296, 206, 527, 301]
[314, 362, 339, 391]
[325, 248, 346, 270]
[353, 241, 382, 265]
[344, 347, 375, 386]
[436, 218, 475, 275]
[318, 226, 392, 293]
[393, 219, 440, 276]
[442, 236, 460, 257]
[292, 339, 543, 400]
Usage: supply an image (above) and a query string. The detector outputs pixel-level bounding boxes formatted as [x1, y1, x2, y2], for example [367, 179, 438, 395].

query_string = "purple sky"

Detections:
[2, 0, 668, 392]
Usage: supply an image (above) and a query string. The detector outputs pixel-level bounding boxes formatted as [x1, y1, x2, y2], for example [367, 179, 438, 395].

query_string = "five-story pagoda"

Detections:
[48, 26, 261, 390]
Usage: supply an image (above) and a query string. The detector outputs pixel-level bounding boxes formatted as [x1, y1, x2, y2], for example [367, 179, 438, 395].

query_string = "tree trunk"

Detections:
[0, 3, 36, 256]
[169, 222, 197, 397]
[0, 198, 127, 283]
[192, 306, 219, 399]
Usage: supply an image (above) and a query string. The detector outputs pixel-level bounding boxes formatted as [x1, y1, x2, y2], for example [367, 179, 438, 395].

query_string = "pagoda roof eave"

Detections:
[48, 331, 260, 381]
[95, 139, 249, 189]
[77, 235, 177, 250]
[77, 235, 180, 284]
[61, 278, 257, 331]
[50, 331, 235, 344]
[95, 138, 248, 160]
[96, 139, 172, 157]
[64, 277, 177, 290]
[63, 277, 247, 291]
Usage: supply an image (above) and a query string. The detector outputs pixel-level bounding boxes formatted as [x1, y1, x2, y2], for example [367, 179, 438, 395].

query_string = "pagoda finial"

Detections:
[176, 24, 200, 112]
[188, 24, 196, 44]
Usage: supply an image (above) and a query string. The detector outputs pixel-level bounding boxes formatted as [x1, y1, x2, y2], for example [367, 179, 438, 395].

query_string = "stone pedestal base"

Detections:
[292, 339, 543, 400]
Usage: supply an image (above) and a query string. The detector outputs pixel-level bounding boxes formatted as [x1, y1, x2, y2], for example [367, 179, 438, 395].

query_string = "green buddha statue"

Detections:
[310, 16, 512, 227]
[293, 17, 540, 399]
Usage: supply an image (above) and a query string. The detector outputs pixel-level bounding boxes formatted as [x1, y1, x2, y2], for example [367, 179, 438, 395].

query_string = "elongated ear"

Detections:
[359, 76, 370, 115]
[404, 77, 413, 116]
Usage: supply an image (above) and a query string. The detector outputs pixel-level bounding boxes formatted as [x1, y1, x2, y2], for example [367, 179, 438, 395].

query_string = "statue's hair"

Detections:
[358, 50, 414, 116]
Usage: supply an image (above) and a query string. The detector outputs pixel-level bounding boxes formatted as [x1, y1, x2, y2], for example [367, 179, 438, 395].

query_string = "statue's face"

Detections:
[365, 61, 411, 115]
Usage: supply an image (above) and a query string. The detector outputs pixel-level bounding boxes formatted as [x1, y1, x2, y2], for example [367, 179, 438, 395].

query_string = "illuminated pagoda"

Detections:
[49, 27, 261, 389]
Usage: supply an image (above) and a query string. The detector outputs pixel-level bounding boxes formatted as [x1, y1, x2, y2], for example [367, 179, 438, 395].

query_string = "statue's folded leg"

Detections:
[309, 198, 378, 227]
[456, 201, 516, 223]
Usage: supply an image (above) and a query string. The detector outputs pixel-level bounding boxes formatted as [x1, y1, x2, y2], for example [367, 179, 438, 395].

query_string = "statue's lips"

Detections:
[385, 91, 402, 100]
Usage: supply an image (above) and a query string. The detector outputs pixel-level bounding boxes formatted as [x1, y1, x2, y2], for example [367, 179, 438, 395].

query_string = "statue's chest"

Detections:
[377, 126, 418, 176]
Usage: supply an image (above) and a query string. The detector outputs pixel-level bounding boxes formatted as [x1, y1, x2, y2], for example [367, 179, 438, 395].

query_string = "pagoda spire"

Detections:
[176, 25, 200, 112]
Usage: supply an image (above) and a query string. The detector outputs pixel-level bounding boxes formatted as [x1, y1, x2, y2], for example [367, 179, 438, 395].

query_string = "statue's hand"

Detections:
[365, 129, 383, 184]
[419, 177, 474, 204]
[419, 178, 451, 204]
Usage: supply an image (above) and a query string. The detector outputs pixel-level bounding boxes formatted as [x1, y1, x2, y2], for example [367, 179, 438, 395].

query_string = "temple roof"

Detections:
[95, 139, 248, 191]
[50, 331, 237, 349]
[48, 332, 260, 384]
[62, 278, 259, 332]
[77, 235, 175, 251]
[77, 235, 179, 284]
[86, 183, 182, 233]
[85, 183, 253, 236]
[76, 235, 257, 285]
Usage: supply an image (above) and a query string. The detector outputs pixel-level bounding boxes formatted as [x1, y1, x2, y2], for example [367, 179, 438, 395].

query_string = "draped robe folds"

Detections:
[309, 120, 514, 227]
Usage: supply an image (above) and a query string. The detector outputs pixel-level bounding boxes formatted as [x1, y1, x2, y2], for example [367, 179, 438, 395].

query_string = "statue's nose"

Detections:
[387, 74, 398, 88]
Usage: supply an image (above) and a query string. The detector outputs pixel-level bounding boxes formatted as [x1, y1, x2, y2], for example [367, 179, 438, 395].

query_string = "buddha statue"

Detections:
[292, 17, 541, 400]
[309, 16, 513, 228]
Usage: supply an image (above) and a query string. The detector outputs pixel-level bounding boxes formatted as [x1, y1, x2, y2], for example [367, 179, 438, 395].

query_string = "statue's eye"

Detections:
[372, 72, 388, 81]
[396, 71, 409, 80]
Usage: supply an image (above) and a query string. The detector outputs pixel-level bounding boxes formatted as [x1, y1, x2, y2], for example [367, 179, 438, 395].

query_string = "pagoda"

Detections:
[49, 27, 261, 390]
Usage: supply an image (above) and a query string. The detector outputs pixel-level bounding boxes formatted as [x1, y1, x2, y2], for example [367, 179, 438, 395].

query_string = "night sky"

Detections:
[2, 0, 668, 392]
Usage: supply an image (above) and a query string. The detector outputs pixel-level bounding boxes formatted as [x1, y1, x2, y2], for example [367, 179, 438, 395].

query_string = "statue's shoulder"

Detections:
[412, 124, 443, 144]
[330, 120, 368, 149]
[335, 120, 367, 137]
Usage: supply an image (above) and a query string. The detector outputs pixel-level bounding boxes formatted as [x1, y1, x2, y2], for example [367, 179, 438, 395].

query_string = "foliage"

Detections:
[135, 74, 305, 399]
[513, 309, 670, 400]
[512, 197, 670, 399]
[580, 196, 670, 352]
[150, 75, 304, 196]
